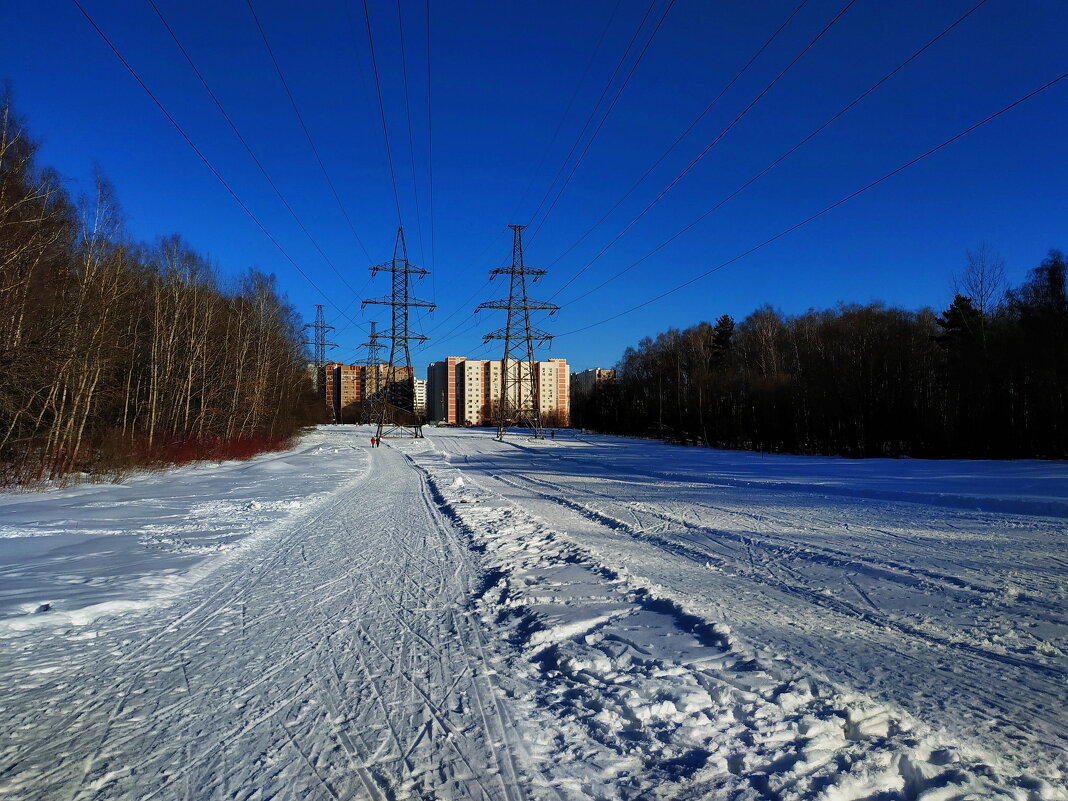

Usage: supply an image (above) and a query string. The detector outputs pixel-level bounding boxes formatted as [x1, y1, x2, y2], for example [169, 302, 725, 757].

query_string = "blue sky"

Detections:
[3, 0, 1066, 373]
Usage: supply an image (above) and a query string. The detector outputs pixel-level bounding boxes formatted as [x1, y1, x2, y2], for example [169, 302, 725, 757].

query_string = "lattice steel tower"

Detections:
[303, 304, 337, 399]
[362, 227, 435, 438]
[476, 225, 558, 440]
[358, 321, 384, 424]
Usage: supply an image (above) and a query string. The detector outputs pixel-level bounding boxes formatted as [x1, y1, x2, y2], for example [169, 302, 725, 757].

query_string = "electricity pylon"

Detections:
[476, 224, 558, 440]
[362, 227, 435, 439]
[358, 321, 384, 424]
[303, 304, 337, 405]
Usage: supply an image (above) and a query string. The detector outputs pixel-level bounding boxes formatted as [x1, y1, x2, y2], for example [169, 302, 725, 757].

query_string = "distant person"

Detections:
[550, 430, 555, 439]
[370, 436, 376, 448]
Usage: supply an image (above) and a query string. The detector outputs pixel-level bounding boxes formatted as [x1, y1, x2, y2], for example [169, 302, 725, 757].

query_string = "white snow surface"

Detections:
[0, 425, 1065, 800]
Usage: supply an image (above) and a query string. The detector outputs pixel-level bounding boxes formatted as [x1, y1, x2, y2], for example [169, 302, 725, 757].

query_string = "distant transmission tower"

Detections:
[358, 321, 384, 424]
[303, 304, 337, 401]
[476, 224, 558, 440]
[362, 227, 435, 438]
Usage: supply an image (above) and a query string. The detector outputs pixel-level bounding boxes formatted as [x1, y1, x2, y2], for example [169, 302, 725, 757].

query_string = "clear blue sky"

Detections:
[3, 0, 1066, 373]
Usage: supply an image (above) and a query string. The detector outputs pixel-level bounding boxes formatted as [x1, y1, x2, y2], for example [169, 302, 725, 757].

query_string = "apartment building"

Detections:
[427, 356, 569, 426]
[326, 363, 412, 421]
[413, 378, 427, 415]
[571, 368, 616, 397]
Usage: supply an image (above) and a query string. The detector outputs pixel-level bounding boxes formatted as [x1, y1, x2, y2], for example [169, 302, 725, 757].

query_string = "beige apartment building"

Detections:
[571, 367, 616, 397]
[427, 357, 569, 426]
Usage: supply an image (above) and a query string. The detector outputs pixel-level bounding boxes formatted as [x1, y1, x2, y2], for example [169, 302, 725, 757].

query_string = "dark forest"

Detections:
[572, 248, 1067, 459]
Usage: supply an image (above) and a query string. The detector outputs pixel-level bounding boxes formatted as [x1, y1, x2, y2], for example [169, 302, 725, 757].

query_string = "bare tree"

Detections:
[955, 241, 1006, 316]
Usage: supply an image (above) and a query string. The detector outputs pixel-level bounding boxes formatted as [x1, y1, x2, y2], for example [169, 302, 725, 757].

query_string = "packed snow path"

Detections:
[1, 426, 1065, 799]
[1, 437, 537, 800]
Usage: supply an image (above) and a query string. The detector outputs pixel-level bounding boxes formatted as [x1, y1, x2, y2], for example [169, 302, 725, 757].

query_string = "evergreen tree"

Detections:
[711, 314, 735, 369]
[934, 294, 984, 351]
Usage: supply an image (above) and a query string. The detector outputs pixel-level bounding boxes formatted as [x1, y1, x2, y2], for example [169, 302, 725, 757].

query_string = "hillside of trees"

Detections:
[0, 95, 321, 485]
[572, 247, 1068, 459]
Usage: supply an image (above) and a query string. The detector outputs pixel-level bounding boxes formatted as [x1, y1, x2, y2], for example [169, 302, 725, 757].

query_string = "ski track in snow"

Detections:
[0, 426, 1065, 800]
[0, 431, 538, 801]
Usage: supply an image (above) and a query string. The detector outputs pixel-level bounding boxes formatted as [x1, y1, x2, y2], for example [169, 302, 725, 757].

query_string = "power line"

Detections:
[425, 0, 437, 297]
[556, 69, 1068, 338]
[396, 0, 427, 265]
[420, 0, 841, 339]
[506, 0, 624, 224]
[547, 0, 858, 297]
[413, 278, 493, 347]
[522, 0, 660, 230]
[544, 0, 809, 279]
[527, 0, 677, 241]
[363, 0, 404, 227]
[145, 0, 365, 300]
[336, 1, 398, 308]
[244, 0, 373, 265]
[69, 0, 361, 327]
[413, 246, 517, 349]
[559, 0, 992, 307]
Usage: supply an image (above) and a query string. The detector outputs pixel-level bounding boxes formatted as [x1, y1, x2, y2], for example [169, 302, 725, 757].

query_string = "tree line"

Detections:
[0, 94, 320, 485]
[571, 246, 1068, 459]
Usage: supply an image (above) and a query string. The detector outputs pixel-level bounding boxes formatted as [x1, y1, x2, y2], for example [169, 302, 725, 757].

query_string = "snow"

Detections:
[0, 437, 355, 635]
[1, 425, 1065, 799]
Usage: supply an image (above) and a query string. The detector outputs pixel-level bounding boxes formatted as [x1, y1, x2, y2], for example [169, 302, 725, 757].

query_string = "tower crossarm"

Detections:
[362, 295, 436, 310]
[487, 266, 545, 279]
[475, 299, 558, 313]
[370, 262, 431, 277]
[481, 326, 553, 343]
[378, 330, 430, 344]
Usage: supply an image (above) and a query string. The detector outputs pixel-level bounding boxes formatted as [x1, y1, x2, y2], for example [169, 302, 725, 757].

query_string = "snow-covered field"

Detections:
[1, 426, 1065, 799]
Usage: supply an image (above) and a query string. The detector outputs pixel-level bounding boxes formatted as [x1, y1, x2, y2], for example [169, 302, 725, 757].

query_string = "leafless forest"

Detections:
[0, 96, 320, 485]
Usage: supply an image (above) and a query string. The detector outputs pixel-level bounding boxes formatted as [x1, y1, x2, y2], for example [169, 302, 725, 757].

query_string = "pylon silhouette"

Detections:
[302, 304, 337, 406]
[476, 225, 558, 440]
[358, 321, 384, 424]
[362, 227, 435, 438]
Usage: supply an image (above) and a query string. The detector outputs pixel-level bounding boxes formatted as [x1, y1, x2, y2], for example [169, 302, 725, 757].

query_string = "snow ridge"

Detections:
[414, 448, 1065, 801]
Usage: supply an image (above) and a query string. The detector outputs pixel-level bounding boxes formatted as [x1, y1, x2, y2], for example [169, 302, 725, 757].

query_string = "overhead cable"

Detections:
[363, 0, 405, 226]
[70, 0, 364, 328]
[548, 0, 858, 297]
[559, 0, 992, 307]
[527, 0, 678, 241]
[523, 0, 660, 230]
[544, 0, 809, 278]
[425, 0, 437, 295]
[396, 0, 427, 264]
[508, 0, 625, 223]
[145, 0, 367, 300]
[556, 69, 1068, 337]
[245, 0, 374, 264]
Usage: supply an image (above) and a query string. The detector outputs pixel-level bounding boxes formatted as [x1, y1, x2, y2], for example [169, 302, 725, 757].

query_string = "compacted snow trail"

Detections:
[0, 435, 538, 801]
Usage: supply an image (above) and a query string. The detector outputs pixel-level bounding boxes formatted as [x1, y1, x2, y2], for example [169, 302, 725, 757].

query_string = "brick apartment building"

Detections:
[427, 357, 569, 426]
[325, 363, 413, 421]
